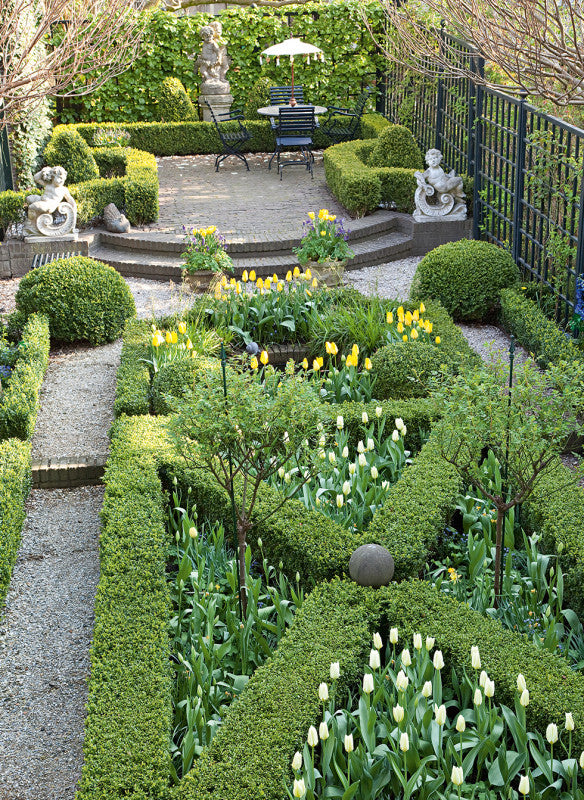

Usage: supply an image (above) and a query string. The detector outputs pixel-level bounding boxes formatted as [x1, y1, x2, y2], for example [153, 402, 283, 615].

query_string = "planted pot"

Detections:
[183, 269, 220, 292]
[305, 259, 347, 288]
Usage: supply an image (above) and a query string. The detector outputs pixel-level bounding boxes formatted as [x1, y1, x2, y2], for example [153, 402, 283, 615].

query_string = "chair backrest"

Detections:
[353, 88, 372, 116]
[277, 107, 315, 136]
[205, 100, 220, 128]
[270, 85, 305, 105]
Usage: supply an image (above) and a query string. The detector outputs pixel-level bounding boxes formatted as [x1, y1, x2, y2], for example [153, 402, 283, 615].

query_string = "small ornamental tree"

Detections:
[169, 357, 320, 615]
[431, 356, 584, 602]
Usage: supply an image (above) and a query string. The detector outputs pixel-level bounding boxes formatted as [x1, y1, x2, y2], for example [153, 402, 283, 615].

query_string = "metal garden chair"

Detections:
[205, 101, 252, 172]
[269, 85, 305, 105]
[321, 88, 372, 145]
[268, 107, 316, 179]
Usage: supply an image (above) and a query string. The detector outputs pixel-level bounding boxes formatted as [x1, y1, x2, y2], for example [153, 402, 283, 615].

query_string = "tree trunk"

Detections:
[493, 500, 505, 608]
[237, 522, 248, 617]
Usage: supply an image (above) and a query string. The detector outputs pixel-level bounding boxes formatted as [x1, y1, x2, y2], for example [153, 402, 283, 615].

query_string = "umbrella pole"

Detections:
[290, 61, 296, 106]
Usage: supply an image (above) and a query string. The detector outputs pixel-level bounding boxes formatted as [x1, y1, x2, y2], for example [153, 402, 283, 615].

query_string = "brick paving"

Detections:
[146, 152, 350, 237]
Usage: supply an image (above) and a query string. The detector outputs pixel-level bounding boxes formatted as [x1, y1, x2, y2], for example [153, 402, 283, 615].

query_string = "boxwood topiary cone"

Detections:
[367, 124, 424, 170]
[44, 128, 100, 184]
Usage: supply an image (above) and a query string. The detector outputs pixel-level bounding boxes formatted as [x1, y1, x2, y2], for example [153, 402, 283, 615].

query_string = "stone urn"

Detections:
[305, 259, 346, 288]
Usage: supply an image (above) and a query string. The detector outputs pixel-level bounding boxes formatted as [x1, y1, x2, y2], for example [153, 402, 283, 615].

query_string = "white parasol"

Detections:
[260, 37, 324, 106]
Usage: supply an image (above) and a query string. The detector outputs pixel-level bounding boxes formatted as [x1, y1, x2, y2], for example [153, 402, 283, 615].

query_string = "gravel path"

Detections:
[0, 487, 102, 800]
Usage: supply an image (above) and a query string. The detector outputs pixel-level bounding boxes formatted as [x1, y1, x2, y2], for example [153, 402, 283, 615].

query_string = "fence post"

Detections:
[466, 57, 477, 177]
[0, 122, 14, 193]
[574, 168, 584, 291]
[434, 20, 446, 152]
[472, 82, 483, 240]
[512, 90, 529, 264]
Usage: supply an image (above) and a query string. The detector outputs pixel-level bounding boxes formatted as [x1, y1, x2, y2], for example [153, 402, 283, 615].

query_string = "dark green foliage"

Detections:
[15, 257, 135, 345]
[0, 190, 26, 237]
[410, 240, 520, 322]
[158, 77, 197, 122]
[499, 288, 582, 367]
[72, 177, 126, 225]
[151, 356, 224, 416]
[371, 341, 447, 399]
[367, 124, 423, 169]
[0, 438, 31, 608]
[0, 314, 50, 440]
[44, 128, 100, 184]
[243, 76, 272, 120]
[113, 319, 151, 418]
[76, 416, 173, 800]
[360, 113, 391, 139]
[92, 147, 127, 178]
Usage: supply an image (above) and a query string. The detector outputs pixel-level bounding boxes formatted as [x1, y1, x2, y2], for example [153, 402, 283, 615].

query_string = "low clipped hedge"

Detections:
[113, 318, 151, 418]
[0, 313, 50, 440]
[0, 190, 26, 238]
[372, 340, 447, 399]
[0, 438, 31, 607]
[499, 288, 583, 367]
[323, 138, 418, 216]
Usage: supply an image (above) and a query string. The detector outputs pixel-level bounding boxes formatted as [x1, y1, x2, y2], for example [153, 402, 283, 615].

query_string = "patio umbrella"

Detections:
[260, 37, 324, 106]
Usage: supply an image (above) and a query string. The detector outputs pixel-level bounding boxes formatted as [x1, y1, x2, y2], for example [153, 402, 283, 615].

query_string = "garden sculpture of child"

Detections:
[413, 148, 467, 222]
[193, 24, 230, 93]
[24, 166, 78, 239]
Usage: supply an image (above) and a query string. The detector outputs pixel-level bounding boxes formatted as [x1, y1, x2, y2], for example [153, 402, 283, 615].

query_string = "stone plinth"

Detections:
[200, 93, 233, 122]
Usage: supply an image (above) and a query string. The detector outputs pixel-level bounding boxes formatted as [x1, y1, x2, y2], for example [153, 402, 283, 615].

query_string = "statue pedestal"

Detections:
[200, 92, 233, 121]
[24, 232, 79, 243]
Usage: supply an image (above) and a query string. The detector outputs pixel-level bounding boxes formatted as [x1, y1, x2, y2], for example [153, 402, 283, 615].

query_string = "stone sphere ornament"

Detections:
[349, 543, 394, 587]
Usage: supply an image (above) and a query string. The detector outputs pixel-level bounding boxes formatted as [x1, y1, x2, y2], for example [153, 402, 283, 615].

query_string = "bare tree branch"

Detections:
[139, 0, 312, 9]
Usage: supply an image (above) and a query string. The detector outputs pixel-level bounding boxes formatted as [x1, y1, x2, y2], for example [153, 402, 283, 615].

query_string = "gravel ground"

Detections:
[0, 487, 102, 800]
[344, 256, 420, 301]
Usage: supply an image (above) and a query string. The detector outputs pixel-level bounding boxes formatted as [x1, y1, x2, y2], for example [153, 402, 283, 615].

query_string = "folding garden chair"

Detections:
[321, 88, 372, 145]
[268, 107, 316, 180]
[269, 85, 305, 105]
[205, 101, 252, 172]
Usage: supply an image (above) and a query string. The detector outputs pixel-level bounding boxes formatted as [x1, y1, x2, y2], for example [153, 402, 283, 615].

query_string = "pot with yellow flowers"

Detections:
[181, 225, 234, 291]
[293, 209, 354, 287]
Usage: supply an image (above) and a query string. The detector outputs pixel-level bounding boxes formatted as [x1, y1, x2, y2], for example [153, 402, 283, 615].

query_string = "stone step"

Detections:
[90, 230, 414, 282]
[32, 456, 107, 489]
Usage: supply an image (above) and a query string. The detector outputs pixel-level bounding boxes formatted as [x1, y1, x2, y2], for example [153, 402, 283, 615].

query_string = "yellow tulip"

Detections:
[265, 277, 272, 289]
[317, 356, 324, 368]
[250, 356, 259, 370]
[312, 277, 318, 288]
[352, 343, 359, 356]
[230, 277, 236, 286]
[318, 209, 326, 219]
[410, 328, 419, 339]
[306, 289, 312, 297]
[272, 273, 278, 283]
[293, 266, 301, 278]
[330, 342, 338, 356]
[325, 341, 333, 354]
[186, 338, 193, 349]
[242, 270, 248, 282]
[413, 309, 419, 321]
[435, 336, 441, 344]
[208, 225, 216, 234]
[386, 311, 393, 324]
[170, 331, 178, 344]
[365, 357, 372, 370]
[165, 331, 172, 344]
[404, 311, 413, 326]
[420, 302, 426, 313]
[305, 268, 312, 279]
[277, 282, 283, 292]
[329, 214, 336, 221]
[320, 231, 326, 237]
[257, 277, 264, 289]
[397, 305, 404, 322]
[220, 275, 228, 287]
[260, 287, 265, 295]
[152, 333, 163, 347]
[427, 322, 433, 333]
[236, 282, 242, 294]
[249, 270, 256, 282]
[178, 321, 187, 335]
[397, 321, 404, 334]
[308, 211, 315, 220]
[313, 358, 321, 371]
[260, 350, 269, 365]
[286, 270, 293, 282]
[302, 358, 309, 369]
[403, 334, 408, 341]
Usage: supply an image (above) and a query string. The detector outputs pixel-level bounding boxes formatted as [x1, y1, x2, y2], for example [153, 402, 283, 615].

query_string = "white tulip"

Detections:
[363, 673, 374, 694]
[434, 703, 446, 726]
[328, 451, 336, 464]
[292, 751, 303, 771]
[375, 406, 383, 417]
[390, 627, 399, 644]
[546, 723, 558, 744]
[336, 494, 344, 508]
[342, 446, 349, 458]
[479, 670, 488, 688]
[284, 472, 291, 483]
[484, 678, 495, 698]
[451, 766, 464, 786]
[413, 633, 422, 650]
[369, 649, 380, 670]
[395, 417, 404, 430]
[392, 429, 400, 442]
[278, 466, 285, 478]
[471, 645, 481, 670]
[318, 436, 326, 448]
[362, 411, 369, 423]
[293, 778, 306, 798]
[336, 415, 344, 429]
[342, 480, 351, 496]
[456, 714, 466, 732]
[566, 712, 575, 731]
[520, 689, 530, 707]
[349, 463, 356, 475]
[393, 704, 404, 723]
[580, 751, 584, 769]
[518, 774, 529, 795]
[318, 449, 326, 460]
[318, 682, 329, 702]
[373, 632, 383, 650]
[330, 661, 340, 680]
[433, 650, 444, 670]
[396, 670, 409, 691]
[370, 465, 378, 479]
[422, 681, 432, 698]
[401, 425, 407, 436]
[401, 648, 412, 667]
[344, 733, 354, 753]
[517, 673, 527, 693]
[307, 725, 318, 747]
[319, 721, 329, 740]
[357, 440, 365, 453]
[399, 732, 409, 752]
[425, 636, 435, 651]
[473, 688, 483, 706]
[358, 453, 367, 467]
[367, 438, 374, 451]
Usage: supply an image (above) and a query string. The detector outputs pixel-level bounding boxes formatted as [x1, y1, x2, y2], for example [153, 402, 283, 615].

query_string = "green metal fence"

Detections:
[0, 125, 14, 192]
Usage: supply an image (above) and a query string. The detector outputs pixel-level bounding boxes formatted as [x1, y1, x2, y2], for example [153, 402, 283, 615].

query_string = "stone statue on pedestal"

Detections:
[192, 21, 233, 122]
[413, 149, 467, 222]
[24, 166, 78, 240]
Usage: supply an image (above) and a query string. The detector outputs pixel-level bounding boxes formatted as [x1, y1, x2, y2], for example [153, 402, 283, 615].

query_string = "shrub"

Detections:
[151, 356, 225, 416]
[410, 240, 520, 322]
[43, 128, 100, 184]
[0, 190, 26, 237]
[15, 256, 136, 345]
[92, 147, 127, 178]
[113, 318, 151, 418]
[367, 123, 423, 169]
[0, 314, 50, 440]
[158, 77, 197, 122]
[0, 438, 31, 608]
[243, 76, 272, 120]
[359, 113, 391, 139]
[371, 340, 447, 399]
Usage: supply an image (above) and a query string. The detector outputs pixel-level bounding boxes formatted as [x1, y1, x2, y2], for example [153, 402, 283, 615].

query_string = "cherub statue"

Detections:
[413, 149, 467, 222]
[210, 20, 230, 83]
[24, 166, 78, 238]
[191, 23, 230, 93]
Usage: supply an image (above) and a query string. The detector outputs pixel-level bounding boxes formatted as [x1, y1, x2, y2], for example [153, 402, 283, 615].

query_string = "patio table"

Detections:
[257, 104, 327, 118]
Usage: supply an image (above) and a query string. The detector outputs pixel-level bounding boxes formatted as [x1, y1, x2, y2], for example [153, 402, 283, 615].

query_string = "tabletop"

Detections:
[257, 104, 328, 117]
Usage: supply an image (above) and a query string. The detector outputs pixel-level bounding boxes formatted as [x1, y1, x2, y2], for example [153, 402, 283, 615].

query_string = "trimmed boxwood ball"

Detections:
[410, 240, 520, 322]
[371, 341, 446, 399]
[367, 124, 423, 170]
[15, 256, 135, 345]
[44, 128, 100, 184]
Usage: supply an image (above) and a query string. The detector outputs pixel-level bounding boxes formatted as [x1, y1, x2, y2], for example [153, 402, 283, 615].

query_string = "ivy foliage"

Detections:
[56, 1, 387, 124]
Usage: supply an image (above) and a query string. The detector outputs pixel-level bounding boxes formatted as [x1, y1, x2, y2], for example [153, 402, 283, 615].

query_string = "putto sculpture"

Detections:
[24, 166, 78, 239]
[192, 20, 233, 121]
[413, 148, 467, 222]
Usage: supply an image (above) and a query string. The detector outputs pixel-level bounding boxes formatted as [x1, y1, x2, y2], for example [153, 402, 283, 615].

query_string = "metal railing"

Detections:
[0, 124, 14, 192]
[380, 34, 584, 325]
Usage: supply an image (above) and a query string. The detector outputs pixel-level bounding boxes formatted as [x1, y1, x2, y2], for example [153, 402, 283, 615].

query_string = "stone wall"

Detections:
[0, 239, 89, 278]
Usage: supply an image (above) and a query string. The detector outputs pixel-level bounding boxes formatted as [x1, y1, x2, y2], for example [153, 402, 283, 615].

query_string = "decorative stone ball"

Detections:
[349, 544, 394, 588]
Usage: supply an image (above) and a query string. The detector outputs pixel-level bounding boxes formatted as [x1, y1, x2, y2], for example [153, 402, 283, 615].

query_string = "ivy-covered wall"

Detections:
[57, 0, 387, 124]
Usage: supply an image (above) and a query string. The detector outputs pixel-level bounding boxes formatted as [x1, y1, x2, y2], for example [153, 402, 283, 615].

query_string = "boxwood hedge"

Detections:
[113, 318, 151, 418]
[0, 438, 31, 607]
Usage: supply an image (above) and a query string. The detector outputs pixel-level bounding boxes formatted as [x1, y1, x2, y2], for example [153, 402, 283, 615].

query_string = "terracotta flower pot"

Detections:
[183, 269, 220, 292]
[305, 259, 346, 288]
